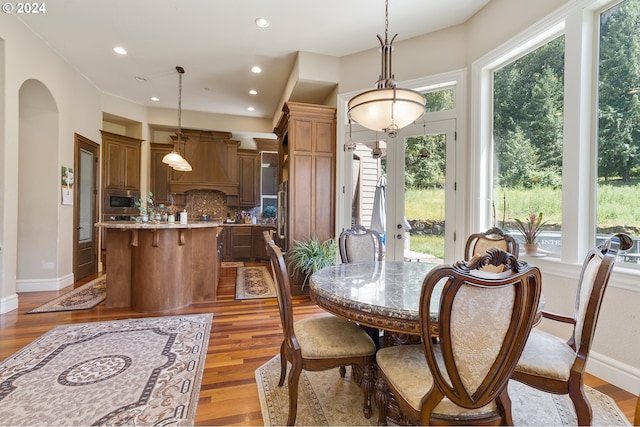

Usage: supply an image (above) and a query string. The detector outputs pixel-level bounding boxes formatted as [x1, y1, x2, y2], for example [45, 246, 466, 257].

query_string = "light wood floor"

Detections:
[0, 262, 637, 426]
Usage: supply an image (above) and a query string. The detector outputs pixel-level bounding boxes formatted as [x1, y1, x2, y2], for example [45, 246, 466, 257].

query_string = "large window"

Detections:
[492, 36, 565, 255]
[596, 0, 640, 262]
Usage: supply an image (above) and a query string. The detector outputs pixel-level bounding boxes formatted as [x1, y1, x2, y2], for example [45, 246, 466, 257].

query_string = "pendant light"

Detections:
[162, 66, 192, 171]
[348, 0, 426, 138]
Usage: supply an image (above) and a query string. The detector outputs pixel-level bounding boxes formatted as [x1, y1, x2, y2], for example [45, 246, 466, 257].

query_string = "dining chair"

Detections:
[338, 224, 384, 263]
[512, 233, 633, 426]
[262, 231, 377, 426]
[464, 226, 519, 261]
[375, 248, 542, 425]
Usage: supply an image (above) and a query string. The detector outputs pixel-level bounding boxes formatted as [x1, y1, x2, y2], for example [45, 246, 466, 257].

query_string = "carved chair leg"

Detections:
[339, 365, 346, 377]
[496, 387, 514, 425]
[286, 362, 302, 426]
[361, 362, 374, 419]
[375, 376, 390, 426]
[570, 383, 593, 426]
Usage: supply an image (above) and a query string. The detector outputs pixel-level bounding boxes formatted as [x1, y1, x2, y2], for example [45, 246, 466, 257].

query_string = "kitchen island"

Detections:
[97, 221, 223, 313]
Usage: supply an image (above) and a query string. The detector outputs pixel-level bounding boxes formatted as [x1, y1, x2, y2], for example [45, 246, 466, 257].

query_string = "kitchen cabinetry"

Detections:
[274, 102, 336, 275]
[169, 129, 239, 195]
[222, 225, 275, 261]
[150, 143, 172, 204]
[101, 130, 142, 191]
[237, 150, 260, 207]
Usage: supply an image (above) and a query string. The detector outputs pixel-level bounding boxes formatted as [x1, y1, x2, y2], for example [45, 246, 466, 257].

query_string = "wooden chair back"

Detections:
[339, 224, 384, 263]
[464, 227, 519, 261]
[263, 231, 295, 343]
[418, 249, 541, 424]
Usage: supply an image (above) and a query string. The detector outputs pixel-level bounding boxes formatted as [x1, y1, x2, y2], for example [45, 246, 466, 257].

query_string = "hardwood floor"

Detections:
[0, 263, 637, 425]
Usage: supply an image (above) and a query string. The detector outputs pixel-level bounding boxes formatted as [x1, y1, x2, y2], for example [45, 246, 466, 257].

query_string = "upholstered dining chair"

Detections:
[375, 248, 542, 425]
[339, 224, 384, 263]
[464, 226, 519, 261]
[512, 233, 632, 426]
[262, 231, 377, 426]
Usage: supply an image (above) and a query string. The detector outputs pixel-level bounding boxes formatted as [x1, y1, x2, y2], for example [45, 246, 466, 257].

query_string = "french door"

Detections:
[344, 119, 456, 262]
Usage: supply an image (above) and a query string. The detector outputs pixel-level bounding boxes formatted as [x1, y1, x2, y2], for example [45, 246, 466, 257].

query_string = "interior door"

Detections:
[345, 119, 456, 262]
[74, 133, 99, 281]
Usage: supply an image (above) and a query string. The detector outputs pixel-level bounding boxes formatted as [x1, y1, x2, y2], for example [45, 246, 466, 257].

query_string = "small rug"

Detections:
[235, 266, 277, 300]
[255, 355, 631, 426]
[222, 261, 244, 268]
[27, 276, 107, 314]
[0, 313, 212, 426]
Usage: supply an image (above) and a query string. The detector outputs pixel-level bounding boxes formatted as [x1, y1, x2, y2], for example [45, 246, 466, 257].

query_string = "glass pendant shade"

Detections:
[162, 151, 184, 166]
[172, 157, 192, 171]
[348, 88, 425, 133]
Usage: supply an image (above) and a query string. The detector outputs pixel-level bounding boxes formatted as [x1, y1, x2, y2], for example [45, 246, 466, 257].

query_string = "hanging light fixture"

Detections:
[345, 120, 357, 151]
[348, 0, 426, 138]
[162, 66, 192, 171]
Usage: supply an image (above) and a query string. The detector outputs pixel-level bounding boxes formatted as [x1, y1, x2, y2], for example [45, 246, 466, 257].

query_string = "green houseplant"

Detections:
[287, 236, 338, 288]
[513, 212, 548, 255]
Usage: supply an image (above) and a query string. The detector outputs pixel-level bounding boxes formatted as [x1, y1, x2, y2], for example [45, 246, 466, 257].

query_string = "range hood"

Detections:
[169, 129, 240, 195]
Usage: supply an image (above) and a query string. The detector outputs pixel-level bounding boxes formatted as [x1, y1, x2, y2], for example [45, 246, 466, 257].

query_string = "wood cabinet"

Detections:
[150, 143, 172, 204]
[274, 102, 336, 248]
[237, 150, 260, 207]
[101, 130, 142, 191]
[222, 225, 276, 261]
[169, 129, 239, 195]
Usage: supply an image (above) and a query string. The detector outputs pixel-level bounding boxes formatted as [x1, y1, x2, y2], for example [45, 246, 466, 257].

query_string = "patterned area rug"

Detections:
[27, 276, 107, 314]
[255, 355, 631, 426]
[0, 313, 212, 426]
[235, 266, 277, 300]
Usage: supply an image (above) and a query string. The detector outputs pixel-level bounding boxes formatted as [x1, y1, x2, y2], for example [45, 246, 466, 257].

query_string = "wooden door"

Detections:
[74, 133, 99, 281]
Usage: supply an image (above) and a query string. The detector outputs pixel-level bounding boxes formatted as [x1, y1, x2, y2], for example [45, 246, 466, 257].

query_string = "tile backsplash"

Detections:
[184, 190, 228, 220]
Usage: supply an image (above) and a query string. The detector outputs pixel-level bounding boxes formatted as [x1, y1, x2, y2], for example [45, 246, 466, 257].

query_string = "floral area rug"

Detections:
[0, 313, 212, 426]
[235, 266, 277, 300]
[255, 355, 631, 426]
[27, 276, 106, 314]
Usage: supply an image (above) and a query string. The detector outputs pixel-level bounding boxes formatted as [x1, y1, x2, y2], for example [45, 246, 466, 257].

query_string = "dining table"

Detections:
[309, 260, 544, 343]
[309, 261, 442, 338]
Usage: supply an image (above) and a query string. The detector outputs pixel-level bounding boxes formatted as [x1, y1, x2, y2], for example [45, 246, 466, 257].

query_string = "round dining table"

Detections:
[309, 261, 441, 336]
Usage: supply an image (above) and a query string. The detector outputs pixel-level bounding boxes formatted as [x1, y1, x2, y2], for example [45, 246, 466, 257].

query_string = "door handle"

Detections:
[76, 226, 83, 230]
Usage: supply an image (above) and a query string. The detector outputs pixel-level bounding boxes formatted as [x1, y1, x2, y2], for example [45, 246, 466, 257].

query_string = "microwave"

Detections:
[103, 190, 139, 215]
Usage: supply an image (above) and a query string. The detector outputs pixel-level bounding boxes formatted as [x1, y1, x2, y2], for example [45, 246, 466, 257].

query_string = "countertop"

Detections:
[96, 221, 222, 229]
[221, 222, 276, 227]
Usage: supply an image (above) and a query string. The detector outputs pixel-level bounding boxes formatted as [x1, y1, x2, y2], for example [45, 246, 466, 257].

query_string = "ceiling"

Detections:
[16, 0, 490, 121]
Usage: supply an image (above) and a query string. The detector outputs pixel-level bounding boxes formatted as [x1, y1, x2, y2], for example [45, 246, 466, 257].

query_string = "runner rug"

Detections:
[255, 355, 631, 426]
[27, 276, 107, 314]
[235, 266, 277, 300]
[0, 313, 212, 426]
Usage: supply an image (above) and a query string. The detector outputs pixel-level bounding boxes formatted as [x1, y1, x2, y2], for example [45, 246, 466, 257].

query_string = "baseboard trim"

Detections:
[0, 293, 19, 314]
[16, 273, 74, 292]
[588, 350, 640, 394]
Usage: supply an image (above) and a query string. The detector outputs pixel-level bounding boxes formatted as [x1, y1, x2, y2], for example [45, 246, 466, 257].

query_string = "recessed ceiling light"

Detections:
[135, 76, 147, 82]
[150, 97, 160, 102]
[249, 90, 258, 95]
[248, 107, 255, 111]
[255, 17, 270, 28]
[113, 46, 127, 55]
[251, 66, 262, 74]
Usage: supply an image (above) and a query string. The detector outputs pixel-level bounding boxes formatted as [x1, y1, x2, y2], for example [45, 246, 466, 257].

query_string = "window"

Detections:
[492, 36, 565, 255]
[596, 0, 640, 263]
[260, 152, 278, 219]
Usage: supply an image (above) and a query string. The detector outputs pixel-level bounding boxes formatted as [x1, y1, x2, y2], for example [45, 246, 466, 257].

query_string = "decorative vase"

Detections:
[524, 243, 538, 255]
[142, 215, 149, 223]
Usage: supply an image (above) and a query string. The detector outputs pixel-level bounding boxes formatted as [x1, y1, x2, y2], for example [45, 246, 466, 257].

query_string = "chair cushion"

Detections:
[294, 314, 376, 359]
[376, 344, 497, 417]
[515, 329, 576, 381]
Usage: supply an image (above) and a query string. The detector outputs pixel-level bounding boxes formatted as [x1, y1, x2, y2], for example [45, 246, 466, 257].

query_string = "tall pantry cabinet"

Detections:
[274, 102, 336, 290]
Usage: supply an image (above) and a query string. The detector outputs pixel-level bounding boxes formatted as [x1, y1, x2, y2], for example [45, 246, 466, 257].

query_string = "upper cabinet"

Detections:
[237, 150, 260, 207]
[101, 130, 142, 191]
[169, 129, 239, 195]
[150, 143, 173, 204]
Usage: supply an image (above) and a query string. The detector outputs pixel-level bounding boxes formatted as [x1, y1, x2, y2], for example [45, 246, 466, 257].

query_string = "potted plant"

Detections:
[261, 205, 277, 223]
[287, 236, 338, 291]
[513, 212, 548, 255]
